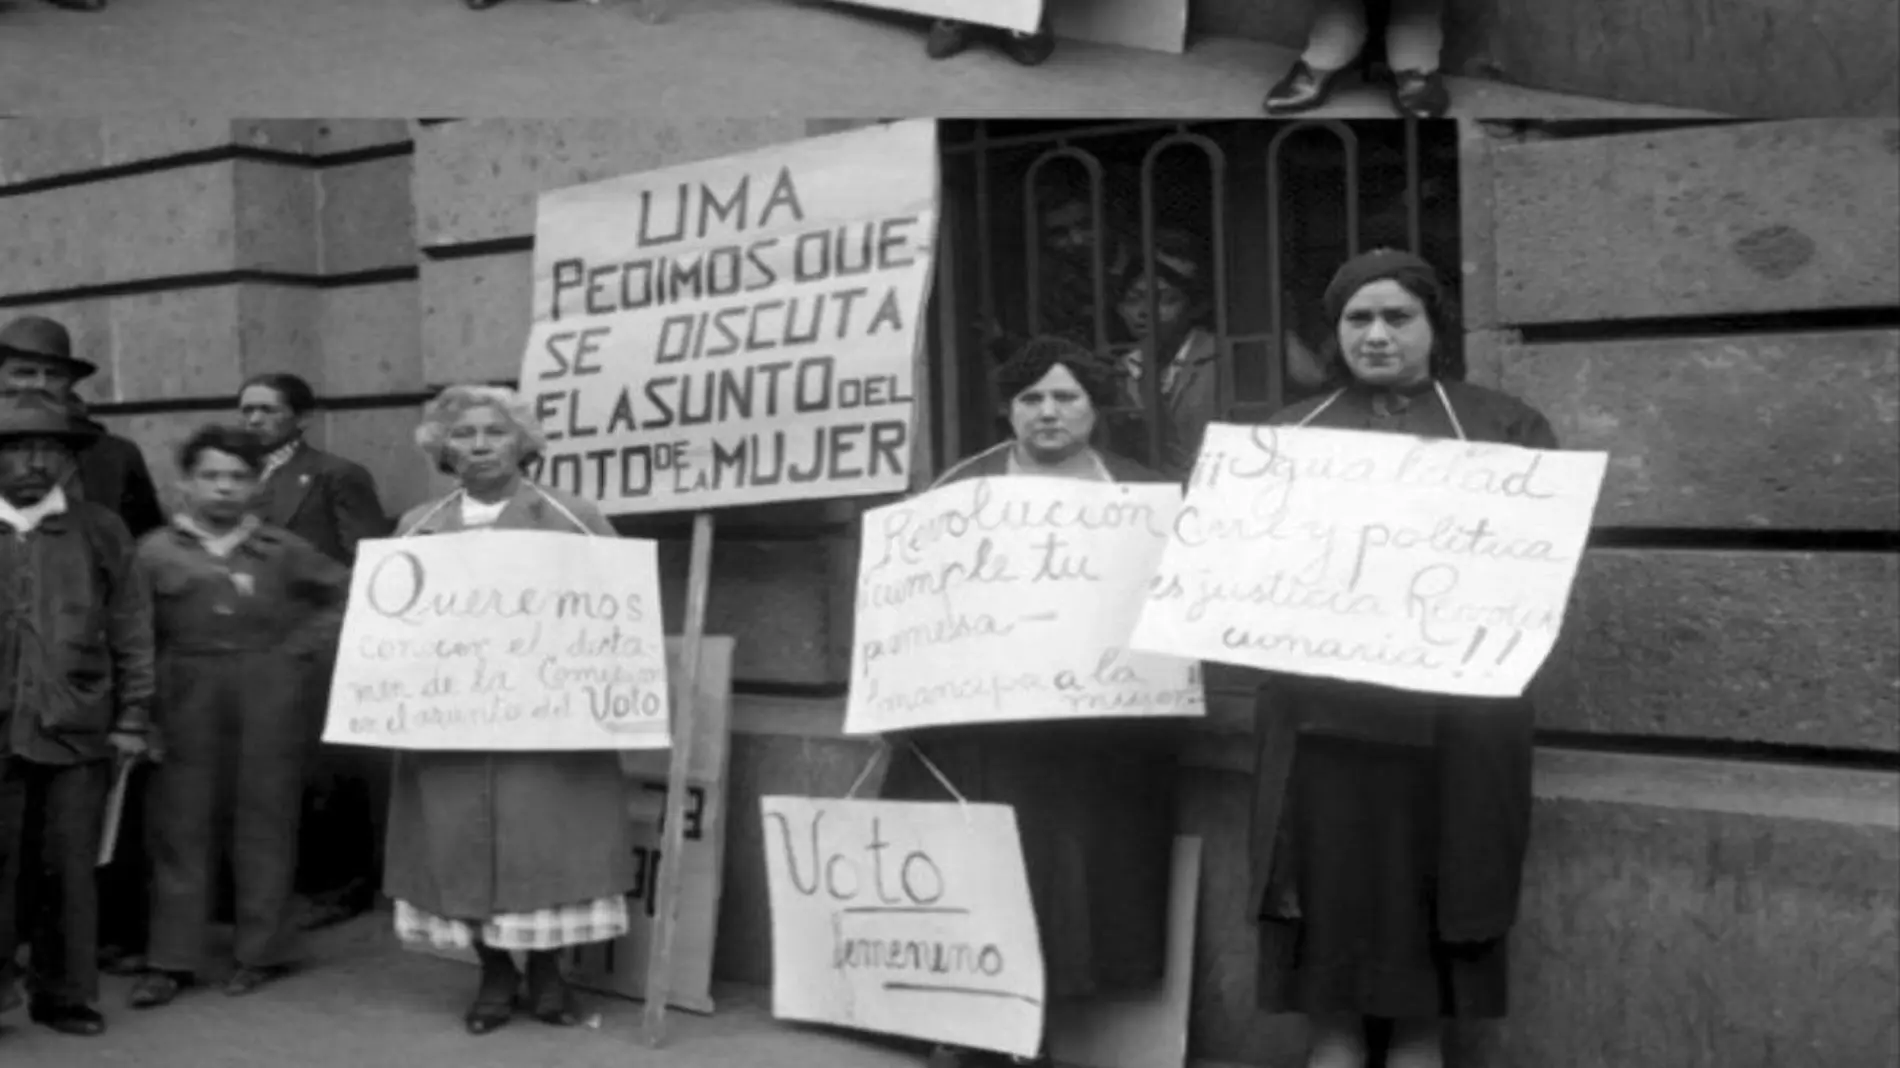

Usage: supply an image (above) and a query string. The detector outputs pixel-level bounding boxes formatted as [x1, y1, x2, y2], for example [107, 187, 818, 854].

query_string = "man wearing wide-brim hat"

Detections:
[0, 390, 157, 1039]
[0, 316, 165, 542]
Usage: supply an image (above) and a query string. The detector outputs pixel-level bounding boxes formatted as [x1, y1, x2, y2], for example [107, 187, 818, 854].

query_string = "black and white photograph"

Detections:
[0, 4, 1896, 1068]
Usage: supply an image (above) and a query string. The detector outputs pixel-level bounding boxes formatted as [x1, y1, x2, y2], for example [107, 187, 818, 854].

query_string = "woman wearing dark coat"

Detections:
[879, 336, 1181, 1068]
[1246, 250, 1559, 1068]
[384, 384, 638, 1036]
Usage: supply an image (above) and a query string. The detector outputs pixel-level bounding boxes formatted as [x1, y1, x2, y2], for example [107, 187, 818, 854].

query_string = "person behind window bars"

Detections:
[379, 385, 637, 1037]
[878, 337, 1180, 1068]
[1263, 0, 1451, 119]
[1245, 250, 1558, 1068]
[1022, 171, 1137, 353]
[1112, 227, 1224, 478]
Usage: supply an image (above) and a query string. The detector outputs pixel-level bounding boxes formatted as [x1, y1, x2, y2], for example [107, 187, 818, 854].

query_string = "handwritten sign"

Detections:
[1130, 423, 1608, 698]
[761, 797, 1045, 1058]
[844, 476, 1205, 735]
[517, 120, 940, 516]
[321, 531, 671, 750]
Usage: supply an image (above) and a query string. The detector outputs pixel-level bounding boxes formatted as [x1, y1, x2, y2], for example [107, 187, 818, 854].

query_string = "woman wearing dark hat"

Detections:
[878, 336, 1180, 1068]
[1262, 0, 1450, 119]
[1247, 249, 1558, 1068]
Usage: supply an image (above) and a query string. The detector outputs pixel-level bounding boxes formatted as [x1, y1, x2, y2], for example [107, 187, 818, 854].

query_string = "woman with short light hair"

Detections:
[382, 384, 637, 1036]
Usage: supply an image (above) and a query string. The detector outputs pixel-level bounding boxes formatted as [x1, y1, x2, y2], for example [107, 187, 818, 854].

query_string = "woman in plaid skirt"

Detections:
[383, 385, 640, 1035]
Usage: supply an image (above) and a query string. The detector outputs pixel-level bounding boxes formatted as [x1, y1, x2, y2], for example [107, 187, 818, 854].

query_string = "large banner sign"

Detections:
[845, 476, 1205, 735]
[1131, 424, 1608, 698]
[322, 531, 671, 750]
[761, 797, 1045, 1058]
[518, 120, 940, 516]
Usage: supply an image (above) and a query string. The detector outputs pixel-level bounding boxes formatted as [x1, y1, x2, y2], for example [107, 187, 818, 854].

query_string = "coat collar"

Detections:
[405, 480, 546, 536]
[259, 442, 319, 524]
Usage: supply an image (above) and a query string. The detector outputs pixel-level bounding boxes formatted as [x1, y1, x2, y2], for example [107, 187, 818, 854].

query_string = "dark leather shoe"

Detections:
[224, 963, 294, 997]
[465, 947, 519, 1035]
[524, 950, 584, 1026]
[128, 970, 191, 1009]
[925, 19, 973, 60]
[1000, 22, 1056, 66]
[99, 948, 147, 977]
[1390, 68, 1451, 118]
[44, 0, 108, 10]
[465, 0, 506, 8]
[1263, 59, 1348, 114]
[28, 1000, 107, 1036]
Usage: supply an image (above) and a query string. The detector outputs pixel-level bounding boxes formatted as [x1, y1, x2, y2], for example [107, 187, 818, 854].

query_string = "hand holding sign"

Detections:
[322, 531, 672, 750]
[1131, 423, 1607, 697]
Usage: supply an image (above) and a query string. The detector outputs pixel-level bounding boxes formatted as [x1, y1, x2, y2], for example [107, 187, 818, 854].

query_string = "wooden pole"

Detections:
[639, 510, 715, 1048]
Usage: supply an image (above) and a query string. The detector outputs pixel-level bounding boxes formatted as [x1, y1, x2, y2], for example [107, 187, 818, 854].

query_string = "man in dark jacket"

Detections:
[0, 391, 155, 1039]
[237, 373, 391, 930]
[0, 316, 164, 540]
[1, 315, 166, 979]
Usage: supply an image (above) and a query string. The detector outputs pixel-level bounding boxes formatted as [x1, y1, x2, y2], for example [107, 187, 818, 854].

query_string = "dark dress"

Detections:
[878, 442, 1182, 1001]
[1246, 379, 1560, 1021]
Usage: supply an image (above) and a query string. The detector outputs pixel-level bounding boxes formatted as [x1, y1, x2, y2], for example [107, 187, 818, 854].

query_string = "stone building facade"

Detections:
[2, 116, 1895, 1068]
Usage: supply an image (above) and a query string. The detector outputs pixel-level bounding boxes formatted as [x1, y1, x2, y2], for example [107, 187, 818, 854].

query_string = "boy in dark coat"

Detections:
[126, 426, 348, 1008]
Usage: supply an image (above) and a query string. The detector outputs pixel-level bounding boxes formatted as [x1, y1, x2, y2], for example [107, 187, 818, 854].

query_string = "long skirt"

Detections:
[393, 895, 630, 952]
[1256, 733, 1510, 1020]
[881, 722, 1177, 1000]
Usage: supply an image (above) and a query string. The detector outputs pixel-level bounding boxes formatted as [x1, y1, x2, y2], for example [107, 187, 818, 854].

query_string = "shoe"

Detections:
[28, 1000, 107, 1036]
[224, 963, 294, 997]
[465, 0, 505, 8]
[127, 970, 191, 1009]
[524, 950, 583, 1026]
[99, 949, 147, 977]
[1263, 59, 1349, 114]
[465, 945, 519, 1035]
[925, 19, 973, 60]
[44, 0, 108, 9]
[926, 1046, 994, 1068]
[1390, 69, 1451, 118]
[1000, 22, 1056, 66]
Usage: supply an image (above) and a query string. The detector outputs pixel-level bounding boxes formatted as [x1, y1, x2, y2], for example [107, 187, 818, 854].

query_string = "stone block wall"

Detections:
[0, 118, 429, 516]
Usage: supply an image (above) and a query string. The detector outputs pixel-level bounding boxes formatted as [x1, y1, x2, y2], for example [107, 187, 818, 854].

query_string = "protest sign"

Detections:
[761, 797, 1045, 1058]
[517, 120, 939, 516]
[1130, 423, 1608, 698]
[322, 531, 671, 751]
[567, 635, 734, 1013]
[844, 476, 1205, 735]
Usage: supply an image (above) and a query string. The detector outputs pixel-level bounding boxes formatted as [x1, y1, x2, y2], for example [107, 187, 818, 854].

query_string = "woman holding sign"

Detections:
[880, 336, 1180, 1068]
[381, 385, 637, 1035]
[1247, 250, 1559, 1068]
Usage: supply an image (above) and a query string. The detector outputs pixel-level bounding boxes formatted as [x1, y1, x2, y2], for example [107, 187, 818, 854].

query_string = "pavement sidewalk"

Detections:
[0, 0, 1714, 118]
[0, 911, 923, 1068]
